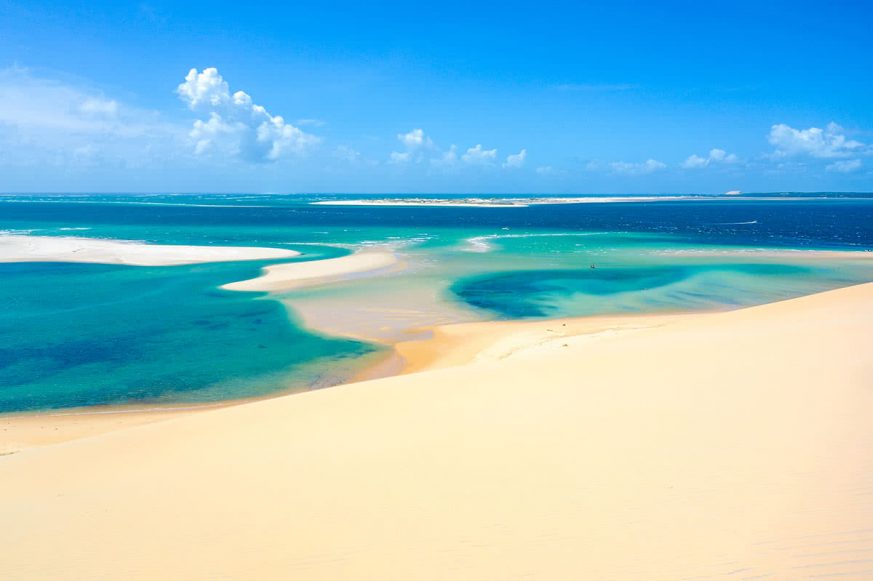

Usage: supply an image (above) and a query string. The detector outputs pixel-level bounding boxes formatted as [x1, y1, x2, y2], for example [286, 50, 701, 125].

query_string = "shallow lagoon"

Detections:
[2, 194, 873, 412]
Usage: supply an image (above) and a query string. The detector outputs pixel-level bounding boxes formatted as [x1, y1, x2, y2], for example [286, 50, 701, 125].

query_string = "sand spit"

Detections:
[0, 234, 299, 266]
[2, 284, 873, 579]
[311, 196, 692, 207]
[222, 251, 400, 292]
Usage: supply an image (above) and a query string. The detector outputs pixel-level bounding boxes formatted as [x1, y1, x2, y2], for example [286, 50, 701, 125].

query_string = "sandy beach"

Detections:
[222, 250, 401, 292]
[2, 282, 873, 579]
[0, 234, 299, 266]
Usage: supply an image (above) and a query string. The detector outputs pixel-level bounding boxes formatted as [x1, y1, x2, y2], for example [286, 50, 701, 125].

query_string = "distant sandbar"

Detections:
[311, 196, 693, 208]
[0, 235, 299, 266]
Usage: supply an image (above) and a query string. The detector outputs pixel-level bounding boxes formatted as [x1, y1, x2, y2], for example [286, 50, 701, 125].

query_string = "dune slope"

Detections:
[2, 284, 873, 579]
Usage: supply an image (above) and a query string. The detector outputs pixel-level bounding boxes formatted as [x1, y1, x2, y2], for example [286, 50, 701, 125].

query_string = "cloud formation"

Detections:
[389, 129, 515, 170]
[503, 148, 527, 168]
[389, 127, 434, 163]
[398, 128, 432, 149]
[0, 67, 175, 170]
[462, 144, 498, 165]
[768, 122, 864, 159]
[177, 68, 316, 163]
[682, 148, 738, 169]
[826, 159, 863, 173]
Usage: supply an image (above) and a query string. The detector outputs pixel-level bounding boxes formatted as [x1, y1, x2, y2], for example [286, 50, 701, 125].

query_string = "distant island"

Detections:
[312, 195, 693, 207]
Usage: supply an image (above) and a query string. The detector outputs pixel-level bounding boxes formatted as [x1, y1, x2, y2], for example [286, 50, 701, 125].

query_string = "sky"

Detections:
[1, 0, 872, 194]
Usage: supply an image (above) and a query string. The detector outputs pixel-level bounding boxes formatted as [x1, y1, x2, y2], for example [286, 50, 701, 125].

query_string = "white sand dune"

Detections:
[0, 234, 299, 266]
[2, 284, 873, 579]
[221, 250, 400, 292]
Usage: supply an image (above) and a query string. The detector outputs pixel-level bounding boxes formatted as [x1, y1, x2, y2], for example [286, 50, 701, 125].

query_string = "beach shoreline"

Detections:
[0, 307, 699, 452]
[0, 284, 855, 448]
[2, 282, 873, 578]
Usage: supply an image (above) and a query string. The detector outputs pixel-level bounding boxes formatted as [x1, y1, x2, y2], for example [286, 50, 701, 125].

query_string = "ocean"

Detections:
[2, 193, 873, 413]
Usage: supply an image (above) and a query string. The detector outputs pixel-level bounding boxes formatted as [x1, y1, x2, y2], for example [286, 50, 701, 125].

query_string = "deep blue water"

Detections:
[2, 195, 873, 249]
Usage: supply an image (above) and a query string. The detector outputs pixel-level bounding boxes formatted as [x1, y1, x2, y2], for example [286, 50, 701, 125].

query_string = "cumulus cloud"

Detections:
[398, 128, 432, 149]
[682, 148, 738, 169]
[461, 144, 498, 164]
[503, 148, 527, 168]
[609, 159, 666, 175]
[388, 128, 512, 170]
[430, 144, 459, 168]
[389, 127, 435, 163]
[826, 159, 862, 173]
[177, 67, 316, 163]
[768, 122, 864, 159]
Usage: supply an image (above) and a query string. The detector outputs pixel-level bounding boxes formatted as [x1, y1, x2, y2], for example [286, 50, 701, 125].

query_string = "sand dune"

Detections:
[2, 284, 873, 579]
[222, 250, 400, 292]
[0, 234, 299, 266]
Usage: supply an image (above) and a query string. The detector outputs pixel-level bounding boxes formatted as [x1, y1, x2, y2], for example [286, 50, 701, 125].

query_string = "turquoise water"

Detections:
[0, 260, 379, 411]
[2, 194, 873, 413]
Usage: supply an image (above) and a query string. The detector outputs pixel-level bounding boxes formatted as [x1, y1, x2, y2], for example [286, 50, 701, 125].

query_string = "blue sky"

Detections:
[1, 0, 871, 194]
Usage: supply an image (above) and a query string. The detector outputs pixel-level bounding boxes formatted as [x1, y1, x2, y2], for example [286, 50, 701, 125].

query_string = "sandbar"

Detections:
[0, 234, 299, 266]
[222, 250, 400, 292]
[311, 195, 694, 207]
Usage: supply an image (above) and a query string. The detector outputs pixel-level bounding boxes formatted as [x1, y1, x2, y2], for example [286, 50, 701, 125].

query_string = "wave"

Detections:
[461, 232, 604, 253]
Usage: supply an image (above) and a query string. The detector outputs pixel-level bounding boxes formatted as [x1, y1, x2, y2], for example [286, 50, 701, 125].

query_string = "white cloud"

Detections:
[389, 127, 435, 164]
[768, 122, 864, 159]
[430, 144, 459, 168]
[682, 154, 708, 169]
[390, 130, 505, 170]
[177, 67, 317, 163]
[79, 97, 119, 117]
[536, 165, 556, 175]
[388, 151, 412, 164]
[826, 159, 862, 173]
[177, 67, 230, 109]
[461, 144, 498, 164]
[503, 148, 527, 168]
[398, 128, 432, 149]
[609, 159, 667, 174]
[0, 67, 177, 169]
[682, 148, 738, 169]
